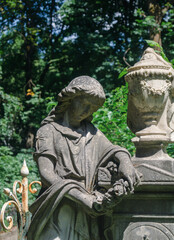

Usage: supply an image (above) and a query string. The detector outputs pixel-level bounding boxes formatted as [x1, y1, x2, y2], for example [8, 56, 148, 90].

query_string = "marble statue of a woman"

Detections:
[27, 76, 140, 240]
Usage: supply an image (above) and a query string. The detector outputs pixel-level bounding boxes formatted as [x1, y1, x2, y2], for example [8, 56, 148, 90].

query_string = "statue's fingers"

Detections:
[127, 176, 134, 193]
[123, 185, 128, 195]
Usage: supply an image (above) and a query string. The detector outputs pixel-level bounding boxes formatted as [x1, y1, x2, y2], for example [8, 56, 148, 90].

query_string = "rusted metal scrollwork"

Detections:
[29, 181, 42, 194]
[13, 181, 23, 209]
[0, 200, 21, 230]
[0, 160, 41, 240]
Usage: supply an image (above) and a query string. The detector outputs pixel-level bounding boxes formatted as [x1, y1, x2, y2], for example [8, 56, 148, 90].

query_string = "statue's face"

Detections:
[68, 95, 99, 127]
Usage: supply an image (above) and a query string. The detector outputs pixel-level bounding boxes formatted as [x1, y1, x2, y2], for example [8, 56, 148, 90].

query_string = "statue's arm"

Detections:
[114, 151, 141, 192]
[66, 189, 106, 216]
[66, 188, 93, 208]
[37, 156, 61, 187]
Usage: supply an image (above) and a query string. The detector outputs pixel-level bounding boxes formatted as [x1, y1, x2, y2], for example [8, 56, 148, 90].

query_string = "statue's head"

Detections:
[42, 76, 105, 124]
[57, 75, 105, 114]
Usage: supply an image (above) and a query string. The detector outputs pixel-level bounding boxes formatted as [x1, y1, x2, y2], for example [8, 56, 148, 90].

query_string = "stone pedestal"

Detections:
[112, 189, 174, 239]
[108, 166, 174, 239]
[99, 162, 174, 239]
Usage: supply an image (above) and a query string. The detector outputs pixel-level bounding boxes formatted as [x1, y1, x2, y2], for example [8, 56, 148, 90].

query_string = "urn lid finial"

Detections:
[125, 47, 174, 81]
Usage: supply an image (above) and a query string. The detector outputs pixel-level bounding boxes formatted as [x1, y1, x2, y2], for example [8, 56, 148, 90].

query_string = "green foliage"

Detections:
[0, 86, 49, 151]
[21, 85, 46, 129]
[93, 84, 135, 155]
[1, 0, 174, 97]
[0, 147, 40, 210]
[0, 87, 23, 147]
[45, 97, 57, 113]
[145, 40, 163, 49]
[167, 144, 174, 158]
[118, 67, 128, 79]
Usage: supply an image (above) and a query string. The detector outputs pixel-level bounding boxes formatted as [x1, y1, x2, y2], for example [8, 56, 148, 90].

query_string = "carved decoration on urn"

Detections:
[125, 48, 174, 161]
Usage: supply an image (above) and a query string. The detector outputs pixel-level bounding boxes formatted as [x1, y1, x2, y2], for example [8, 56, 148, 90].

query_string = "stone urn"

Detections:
[125, 48, 174, 180]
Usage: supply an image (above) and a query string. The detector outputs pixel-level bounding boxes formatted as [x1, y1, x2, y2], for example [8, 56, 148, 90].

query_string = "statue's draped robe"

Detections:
[28, 121, 129, 240]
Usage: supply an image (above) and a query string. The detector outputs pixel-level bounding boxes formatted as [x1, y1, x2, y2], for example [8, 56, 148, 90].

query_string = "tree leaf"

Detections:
[118, 67, 128, 79]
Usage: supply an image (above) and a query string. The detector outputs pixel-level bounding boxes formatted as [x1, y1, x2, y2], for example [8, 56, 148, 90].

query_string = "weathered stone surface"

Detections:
[109, 191, 174, 239]
[27, 76, 140, 240]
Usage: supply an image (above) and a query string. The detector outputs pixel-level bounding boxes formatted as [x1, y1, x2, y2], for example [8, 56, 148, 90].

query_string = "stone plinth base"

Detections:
[105, 160, 174, 240]
[109, 190, 174, 239]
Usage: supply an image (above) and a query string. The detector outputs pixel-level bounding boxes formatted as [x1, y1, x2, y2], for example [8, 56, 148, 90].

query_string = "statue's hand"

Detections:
[118, 160, 141, 193]
[92, 191, 106, 214]
[101, 187, 123, 210]
[91, 190, 116, 216]
[93, 187, 124, 213]
[113, 179, 129, 196]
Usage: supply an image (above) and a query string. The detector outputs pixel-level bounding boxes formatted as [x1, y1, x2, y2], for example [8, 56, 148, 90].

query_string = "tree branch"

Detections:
[123, 48, 131, 67]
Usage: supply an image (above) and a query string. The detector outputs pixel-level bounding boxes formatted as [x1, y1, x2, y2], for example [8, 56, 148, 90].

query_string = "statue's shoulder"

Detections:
[36, 123, 55, 137]
[88, 122, 112, 144]
[94, 126, 107, 138]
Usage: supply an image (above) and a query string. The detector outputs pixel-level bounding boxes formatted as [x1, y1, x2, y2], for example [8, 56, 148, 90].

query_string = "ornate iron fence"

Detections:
[0, 160, 41, 240]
